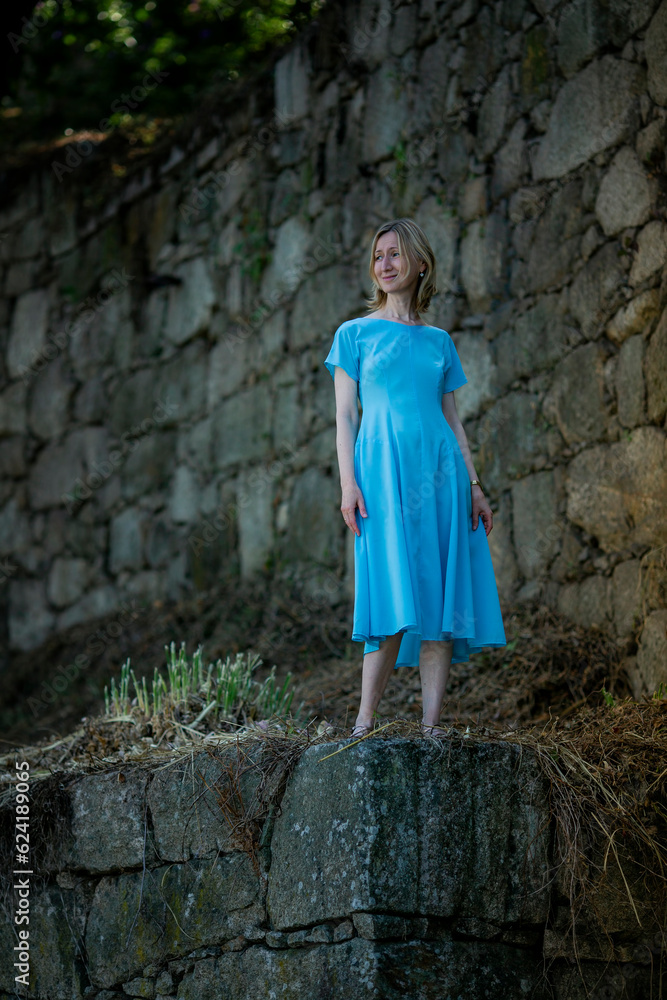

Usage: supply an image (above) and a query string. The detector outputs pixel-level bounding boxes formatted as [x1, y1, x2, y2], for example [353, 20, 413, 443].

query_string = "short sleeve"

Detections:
[443, 333, 468, 393]
[324, 322, 359, 383]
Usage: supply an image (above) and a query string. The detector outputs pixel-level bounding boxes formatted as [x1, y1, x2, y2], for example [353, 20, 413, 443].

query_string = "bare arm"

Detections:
[333, 367, 367, 535]
[442, 390, 493, 535]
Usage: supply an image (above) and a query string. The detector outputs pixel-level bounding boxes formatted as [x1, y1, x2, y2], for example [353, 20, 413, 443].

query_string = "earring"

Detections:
[420, 271, 425, 277]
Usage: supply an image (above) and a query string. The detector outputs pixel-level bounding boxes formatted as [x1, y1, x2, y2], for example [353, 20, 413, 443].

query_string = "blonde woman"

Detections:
[324, 218, 506, 738]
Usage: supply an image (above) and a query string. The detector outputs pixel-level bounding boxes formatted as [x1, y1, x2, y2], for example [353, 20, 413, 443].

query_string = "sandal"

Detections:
[350, 724, 373, 739]
[420, 723, 448, 737]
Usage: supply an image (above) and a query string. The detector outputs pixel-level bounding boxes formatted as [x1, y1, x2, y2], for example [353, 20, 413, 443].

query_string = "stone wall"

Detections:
[1, 0, 666, 691]
[0, 736, 662, 999]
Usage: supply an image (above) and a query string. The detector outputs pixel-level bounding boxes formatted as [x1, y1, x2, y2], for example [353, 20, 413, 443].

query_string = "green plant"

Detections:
[103, 641, 298, 727]
[601, 685, 615, 708]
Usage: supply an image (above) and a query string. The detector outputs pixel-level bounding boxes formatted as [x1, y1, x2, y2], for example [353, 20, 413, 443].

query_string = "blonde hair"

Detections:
[363, 218, 437, 317]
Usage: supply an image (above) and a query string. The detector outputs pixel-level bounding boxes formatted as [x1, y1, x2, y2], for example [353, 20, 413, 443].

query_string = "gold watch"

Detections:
[470, 479, 484, 492]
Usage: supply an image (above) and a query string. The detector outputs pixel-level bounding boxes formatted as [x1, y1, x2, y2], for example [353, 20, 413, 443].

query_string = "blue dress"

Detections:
[324, 316, 507, 668]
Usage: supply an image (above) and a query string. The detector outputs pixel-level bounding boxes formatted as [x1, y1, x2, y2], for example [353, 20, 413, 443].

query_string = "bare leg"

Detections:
[353, 631, 403, 728]
[419, 639, 453, 728]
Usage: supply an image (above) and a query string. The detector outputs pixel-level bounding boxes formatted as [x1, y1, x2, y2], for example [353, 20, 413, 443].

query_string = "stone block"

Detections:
[207, 335, 249, 404]
[177, 937, 547, 1000]
[7, 287, 52, 379]
[145, 517, 173, 569]
[259, 215, 311, 304]
[477, 392, 543, 492]
[616, 333, 645, 428]
[332, 919, 353, 943]
[0, 885, 88, 999]
[28, 355, 76, 440]
[646, 0, 667, 105]
[28, 426, 110, 511]
[556, 0, 609, 78]
[110, 507, 148, 574]
[86, 855, 262, 988]
[212, 384, 272, 468]
[0, 436, 26, 478]
[155, 347, 207, 427]
[512, 470, 562, 578]
[164, 257, 216, 347]
[458, 176, 488, 226]
[486, 491, 519, 601]
[275, 45, 310, 122]
[543, 342, 608, 445]
[414, 197, 458, 296]
[645, 304, 667, 424]
[236, 467, 275, 578]
[612, 559, 642, 637]
[267, 739, 550, 931]
[120, 432, 177, 502]
[70, 282, 133, 381]
[169, 465, 200, 525]
[281, 467, 341, 567]
[361, 66, 409, 163]
[492, 117, 530, 201]
[531, 56, 645, 180]
[459, 212, 509, 314]
[8, 577, 56, 651]
[47, 557, 92, 609]
[557, 575, 614, 630]
[449, 332, 496, 421]
[629, 219, 667, 287]
[122, 977, 156, 998]
[567, 242, 628, 339]
[58, 769, 158, 874]
[565, 427, 667, 552]
[606, 289, 661, 346]
[0, 381, 27, 436]
[524, 179, 586, 295]
[147, 748, 267, 861]
[595, 146, 657, 236]
[177, 417, 213, 476]
[352, 913, 428, 941]
[636, 609, 667, 695]
[476, 64, 512, 161]
[290, 265, 357, 352]
[0, 496, 31, 556]
[56, 584, 120, 632]
[154, 970, 173, 994]
[494, 293, 570, 390]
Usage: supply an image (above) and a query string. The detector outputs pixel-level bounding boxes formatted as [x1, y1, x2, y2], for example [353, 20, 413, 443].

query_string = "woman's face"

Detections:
[373, 231, 421, 291]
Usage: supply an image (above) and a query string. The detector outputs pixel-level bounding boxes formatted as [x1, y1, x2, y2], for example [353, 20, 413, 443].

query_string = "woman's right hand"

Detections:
[341, 484, 367, 536]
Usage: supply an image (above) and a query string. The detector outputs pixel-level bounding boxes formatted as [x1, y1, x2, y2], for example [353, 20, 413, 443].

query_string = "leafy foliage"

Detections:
[1, 0, 325, 157]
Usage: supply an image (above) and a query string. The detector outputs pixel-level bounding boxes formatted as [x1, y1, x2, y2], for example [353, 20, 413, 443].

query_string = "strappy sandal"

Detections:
[350, 724, 373, 739]
[420, 723, 448, 737]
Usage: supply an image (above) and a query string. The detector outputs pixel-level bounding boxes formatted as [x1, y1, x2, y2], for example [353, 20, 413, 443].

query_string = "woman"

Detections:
[324, 218, 507, 739]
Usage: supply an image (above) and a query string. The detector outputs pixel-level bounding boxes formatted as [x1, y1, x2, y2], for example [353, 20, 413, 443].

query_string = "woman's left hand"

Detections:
[472, 486, 493, 536]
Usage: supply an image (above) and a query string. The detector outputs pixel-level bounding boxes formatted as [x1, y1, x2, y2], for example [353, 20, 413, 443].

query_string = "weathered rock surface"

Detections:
[1, 737, 661, 1000]
[267, 738, 550, 930]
